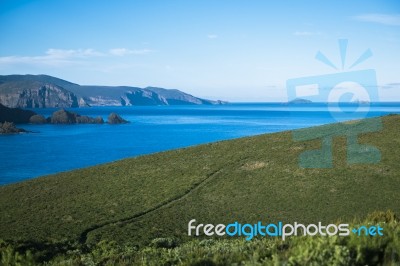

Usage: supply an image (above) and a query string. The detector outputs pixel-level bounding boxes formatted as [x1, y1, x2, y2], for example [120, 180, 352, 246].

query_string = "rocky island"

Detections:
[107, 113, 129, 124]
[0, 103, 129, 133]
[0, 121, 28, 134]
[49, 109, 104, 124]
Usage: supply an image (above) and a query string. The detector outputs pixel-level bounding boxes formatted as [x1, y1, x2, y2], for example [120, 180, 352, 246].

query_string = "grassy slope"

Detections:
[0, 115, 399, 247]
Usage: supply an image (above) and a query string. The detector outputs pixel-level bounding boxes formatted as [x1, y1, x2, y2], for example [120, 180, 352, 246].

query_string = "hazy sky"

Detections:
[0, 0, 399, 101]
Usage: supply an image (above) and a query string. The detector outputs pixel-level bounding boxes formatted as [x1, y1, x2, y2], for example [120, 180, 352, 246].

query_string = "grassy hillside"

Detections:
[0, 115, 399, 251]
[1, 212, 399, 265]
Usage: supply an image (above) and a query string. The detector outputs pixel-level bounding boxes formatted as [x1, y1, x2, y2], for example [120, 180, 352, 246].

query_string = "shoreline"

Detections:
[1, 113, 396, 186]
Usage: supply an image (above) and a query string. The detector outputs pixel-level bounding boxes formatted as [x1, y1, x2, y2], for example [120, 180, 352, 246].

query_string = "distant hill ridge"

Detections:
[0, 74, 224, 108]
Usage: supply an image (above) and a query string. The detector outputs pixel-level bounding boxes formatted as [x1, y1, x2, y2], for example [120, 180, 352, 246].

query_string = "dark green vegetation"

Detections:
[0, 115, 399, 264]
[0, 103, 36, 123]
[1, 211, 399, 265]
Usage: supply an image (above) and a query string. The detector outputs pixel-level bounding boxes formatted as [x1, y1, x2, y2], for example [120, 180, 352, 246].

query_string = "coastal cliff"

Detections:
[0, 75, 224, 108]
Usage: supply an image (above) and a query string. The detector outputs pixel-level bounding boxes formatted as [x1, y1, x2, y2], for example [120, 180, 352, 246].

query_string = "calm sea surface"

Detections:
[1, 103, 399, 185]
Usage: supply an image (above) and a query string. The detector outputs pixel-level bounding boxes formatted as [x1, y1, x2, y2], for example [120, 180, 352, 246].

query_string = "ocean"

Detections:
[1, 103, 399, 185]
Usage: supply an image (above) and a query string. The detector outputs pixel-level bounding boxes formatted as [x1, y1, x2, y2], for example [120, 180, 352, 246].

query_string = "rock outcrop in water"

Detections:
[107, 113, 129, 124]
[0, 121, 28, 134]
[29, 114, 47, 124]
[49, 109, 129, 124]
[49, 110, 129, 124]
[50, 109, 78, 124]
[288, 98, 313, 104]
[49, 109, 104, 124]
[76, 115, 104, 124]
[0, 102, 128, 127]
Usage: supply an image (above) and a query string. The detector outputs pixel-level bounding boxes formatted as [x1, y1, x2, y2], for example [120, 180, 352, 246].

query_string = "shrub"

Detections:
[150, 237, 180, 249]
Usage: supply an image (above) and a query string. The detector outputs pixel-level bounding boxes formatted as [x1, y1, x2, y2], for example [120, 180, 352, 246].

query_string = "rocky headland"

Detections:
[0, 74, 226, 108]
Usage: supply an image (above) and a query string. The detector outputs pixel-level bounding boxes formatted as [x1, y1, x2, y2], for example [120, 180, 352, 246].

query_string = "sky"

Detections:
[0, 0, 399, 101]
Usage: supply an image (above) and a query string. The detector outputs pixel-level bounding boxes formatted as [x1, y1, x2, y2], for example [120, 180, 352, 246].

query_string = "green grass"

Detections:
[0, 115, 399, 263]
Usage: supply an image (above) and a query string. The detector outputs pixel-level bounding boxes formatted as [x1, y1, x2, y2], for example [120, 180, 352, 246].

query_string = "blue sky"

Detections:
[0, 0, 399, 101]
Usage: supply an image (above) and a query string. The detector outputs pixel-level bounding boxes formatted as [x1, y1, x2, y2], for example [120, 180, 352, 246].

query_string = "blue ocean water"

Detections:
[1, 103, 399, 185]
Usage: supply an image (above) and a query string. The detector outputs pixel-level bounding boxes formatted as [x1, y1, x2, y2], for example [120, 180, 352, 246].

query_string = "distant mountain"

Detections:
[288, 98, 313, 104]
[0, 75, 224, 108]
[145, 87, 213, 105]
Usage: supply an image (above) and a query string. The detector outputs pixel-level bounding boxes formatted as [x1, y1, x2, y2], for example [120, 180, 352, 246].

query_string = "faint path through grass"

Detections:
[78, 160, 237, 246]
